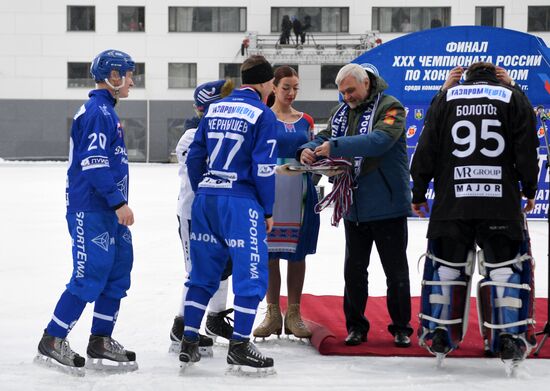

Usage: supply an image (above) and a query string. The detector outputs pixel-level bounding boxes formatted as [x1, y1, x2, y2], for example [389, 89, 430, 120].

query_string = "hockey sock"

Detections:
[183, 286, 211, 340]
[489, 267, 518, 334]
[46, 289, 87, 338]
[91, 295, 121, 337]
[208, 278, 229, 315]
[438, 265, 461, 321]
[232, 295, 260, 340]
[178, 278, 190, 317]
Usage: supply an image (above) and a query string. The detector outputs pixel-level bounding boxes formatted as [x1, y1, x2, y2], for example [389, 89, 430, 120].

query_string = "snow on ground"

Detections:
[0, 162, 548, 391]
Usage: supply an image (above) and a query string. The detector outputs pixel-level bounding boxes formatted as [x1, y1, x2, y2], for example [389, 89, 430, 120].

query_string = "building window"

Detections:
[67, 62, 94, 88]
[528, 6, 550, 31]
[271, 8, 349, 33]
[67, 6, 95, 31]
[168, 63, 197, 88]
[68, 62, 143, 88]
[372, 7, 450, 33]
[321, 64, 344, 90]
[121, 118, 147, 162]
[219, 63, 242, 88]
[169, 7, 246, 32]
[475, 7, 503, 27]
[133, 63, 145, 88]
[118, 6, 145, 32]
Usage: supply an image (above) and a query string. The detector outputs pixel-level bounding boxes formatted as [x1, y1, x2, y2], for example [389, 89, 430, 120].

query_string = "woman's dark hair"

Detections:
[273, 65, 298, 86]
[266, 65, 299, 107]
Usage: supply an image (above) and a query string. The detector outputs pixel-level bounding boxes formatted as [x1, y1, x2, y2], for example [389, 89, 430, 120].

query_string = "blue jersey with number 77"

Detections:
[187, 87, 278, 216]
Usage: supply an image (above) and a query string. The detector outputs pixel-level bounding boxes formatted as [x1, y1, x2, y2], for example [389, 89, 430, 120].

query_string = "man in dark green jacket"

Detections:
[298, 63, 412, 347]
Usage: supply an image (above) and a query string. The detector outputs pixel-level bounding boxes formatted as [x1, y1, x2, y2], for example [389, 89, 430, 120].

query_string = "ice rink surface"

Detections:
[0, 161, 548, 390]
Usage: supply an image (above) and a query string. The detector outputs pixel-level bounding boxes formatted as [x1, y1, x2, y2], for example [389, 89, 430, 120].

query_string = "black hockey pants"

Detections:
[343, 216, 413, 337]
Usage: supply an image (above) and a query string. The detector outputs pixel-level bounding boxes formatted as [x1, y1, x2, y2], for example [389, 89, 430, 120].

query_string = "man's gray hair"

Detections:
[335, 63, 368, 86]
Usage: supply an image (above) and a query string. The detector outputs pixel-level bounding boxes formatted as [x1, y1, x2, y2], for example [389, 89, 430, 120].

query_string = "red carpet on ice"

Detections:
[280, 295, 550, 358]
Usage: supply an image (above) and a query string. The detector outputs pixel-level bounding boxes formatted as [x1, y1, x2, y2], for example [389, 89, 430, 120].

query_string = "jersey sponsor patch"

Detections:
[198, 176, 233, 189]
[81, 155, 110, 170]
[454, 183, 502, 198]
[257, 164, 276, 177]
[446, 85, 512, 103]
[205, 102, 264, 124]
[454, 165, 502, 180]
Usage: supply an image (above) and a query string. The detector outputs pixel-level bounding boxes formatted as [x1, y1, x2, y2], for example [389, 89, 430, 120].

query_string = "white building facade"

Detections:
[1, 0, 549, 161]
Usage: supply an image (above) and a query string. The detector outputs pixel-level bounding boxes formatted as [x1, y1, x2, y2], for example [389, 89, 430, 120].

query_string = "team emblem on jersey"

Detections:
[257, 164, 276, 177]
[414, 109, 424, 120]
[117, 175, 128, 201]
[92, 232, 110, 252]
[284, 123, 296, 133]
[99, 104, 111, 117]
[406, 125, 417, 138]
[122, 229, 132, 244]
[538, 126, 546, 138]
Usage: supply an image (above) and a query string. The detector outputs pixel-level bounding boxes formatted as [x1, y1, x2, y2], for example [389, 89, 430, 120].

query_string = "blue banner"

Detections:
[352, 26, 549, 219]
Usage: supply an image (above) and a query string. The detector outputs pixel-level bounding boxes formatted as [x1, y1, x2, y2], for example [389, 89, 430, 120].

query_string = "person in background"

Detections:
[253, 66, 320, 340]
[34, 50, 138, 375]
[297, 63, 413, 348]
[292, 16, 303, 46]
[280, 15, 292, 45]
[301, 15, 312, 44]
[169, 79, 236, 356]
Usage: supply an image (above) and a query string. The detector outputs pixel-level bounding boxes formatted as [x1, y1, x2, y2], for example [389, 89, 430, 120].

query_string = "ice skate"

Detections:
[179, 336, 201, 372]
[499, 334, 527, 377]
[205, 308, 234, 341]
[85, 335, 138, 372]
[226, 338, 276, 377]
[253, 303, 282, 340]
[33, 330, 85, 377]
[284, 304, 312, 340]
[169, 315, 214, 356]
[430, 328, 452, 368]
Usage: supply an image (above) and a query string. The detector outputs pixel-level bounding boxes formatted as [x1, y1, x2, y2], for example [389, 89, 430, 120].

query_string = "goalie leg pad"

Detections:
[477, 245, 535, 356]
[418, 240, 475, 352]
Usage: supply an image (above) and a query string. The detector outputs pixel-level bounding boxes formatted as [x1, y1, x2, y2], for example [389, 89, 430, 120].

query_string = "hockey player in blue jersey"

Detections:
[179, 55, 278, 375]
[169, 79, 236, 356]
[34, 50, 138, 376]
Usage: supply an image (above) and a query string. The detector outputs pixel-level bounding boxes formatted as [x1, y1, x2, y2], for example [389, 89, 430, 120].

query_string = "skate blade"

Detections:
[252, 334, 282, 343]
[169, 341, 213, 357]
[33, 353, 85, 377]
[435, 353, 446, 369]
[179, 361, 197, 374]
[283, 334, 311, 344]
[503, 359, 521, 377]
[85, 357, 138, 373]
[205, 330, 231, 344]
[225, 364, 276, 377]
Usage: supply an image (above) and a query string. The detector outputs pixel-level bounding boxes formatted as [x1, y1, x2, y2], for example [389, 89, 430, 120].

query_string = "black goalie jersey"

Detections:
[411, 78, 539, 221]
